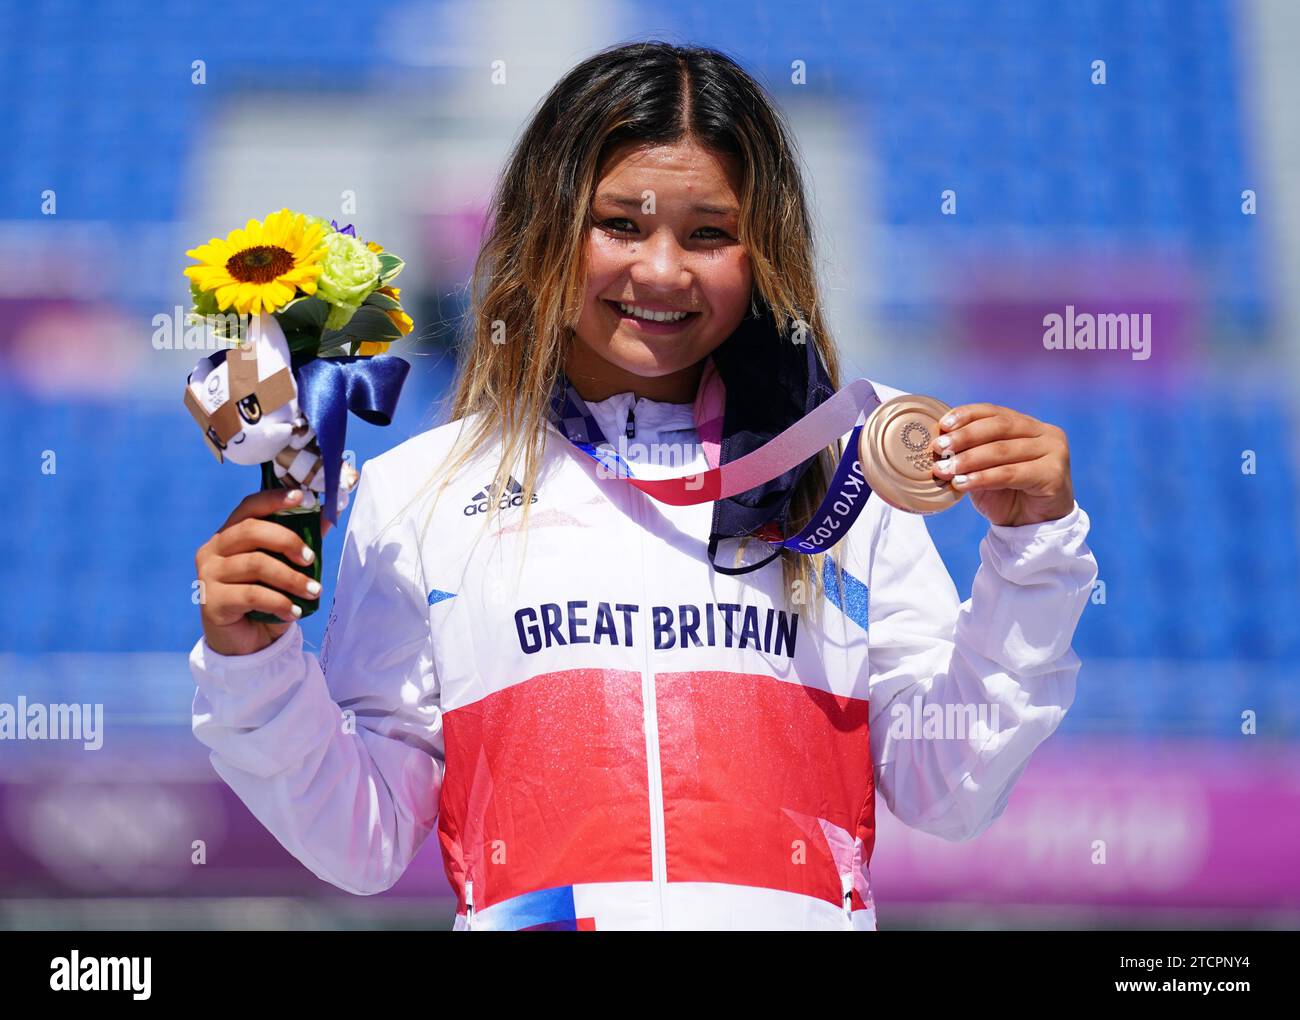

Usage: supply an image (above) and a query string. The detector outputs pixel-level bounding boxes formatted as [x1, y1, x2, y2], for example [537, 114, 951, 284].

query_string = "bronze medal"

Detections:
[859, 394, 965, 515]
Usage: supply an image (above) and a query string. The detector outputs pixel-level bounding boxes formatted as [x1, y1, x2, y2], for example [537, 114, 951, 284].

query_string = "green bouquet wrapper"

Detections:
[245, 462, 323, 623]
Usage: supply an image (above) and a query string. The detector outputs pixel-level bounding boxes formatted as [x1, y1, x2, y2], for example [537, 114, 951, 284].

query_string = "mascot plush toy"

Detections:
[183, 313, 359, 516]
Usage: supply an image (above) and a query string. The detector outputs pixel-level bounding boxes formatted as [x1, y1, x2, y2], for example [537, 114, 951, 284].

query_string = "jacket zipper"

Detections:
[627, 427, 667, 928]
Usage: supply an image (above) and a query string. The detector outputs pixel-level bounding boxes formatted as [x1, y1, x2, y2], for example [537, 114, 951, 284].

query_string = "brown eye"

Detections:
[237, 393, 263, 424]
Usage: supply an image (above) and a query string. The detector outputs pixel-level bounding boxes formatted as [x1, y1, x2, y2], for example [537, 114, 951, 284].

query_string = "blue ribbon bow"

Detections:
[293, 354, 411, 525]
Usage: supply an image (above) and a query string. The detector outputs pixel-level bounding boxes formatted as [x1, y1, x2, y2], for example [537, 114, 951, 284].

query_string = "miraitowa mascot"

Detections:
[183, 312, 359, 515]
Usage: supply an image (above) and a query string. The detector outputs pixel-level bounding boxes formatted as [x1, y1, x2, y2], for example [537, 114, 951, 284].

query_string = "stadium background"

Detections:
[1, 0, 1298, 929]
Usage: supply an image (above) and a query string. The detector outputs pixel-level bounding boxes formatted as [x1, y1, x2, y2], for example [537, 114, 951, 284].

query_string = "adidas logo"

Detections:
[463, 475, 539, 516]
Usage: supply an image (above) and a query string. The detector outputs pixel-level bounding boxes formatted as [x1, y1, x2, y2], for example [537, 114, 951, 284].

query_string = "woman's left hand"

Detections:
[929, 403, 1075, 527]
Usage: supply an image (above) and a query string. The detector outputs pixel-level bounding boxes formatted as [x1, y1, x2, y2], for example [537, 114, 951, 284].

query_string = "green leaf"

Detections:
[351, 306, 404, 341]
[282, 330, 322, 358]
[317, 306, 403, 355]
[364, 288, 401, 311]
[276, 295, 330, 334]
[273, 296, 331, 357]
[377, 253, 405, 282]
[314, 331, 351, 357]
[190, 282, 221, 317]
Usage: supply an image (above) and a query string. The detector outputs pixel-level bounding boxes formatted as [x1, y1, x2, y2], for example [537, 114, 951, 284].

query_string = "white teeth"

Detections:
[616, 302, 691, 322]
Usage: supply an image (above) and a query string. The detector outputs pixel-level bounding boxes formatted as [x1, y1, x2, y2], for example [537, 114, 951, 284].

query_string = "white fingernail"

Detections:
[936, 435, 951, 449]
[291, 604, 303, 617]
[954, 474, 969, 486]
[935, 456, 955, 473]
[306, 580, 321, 596]
[301, 546, 315, 563]
[942, 414, 956, 428]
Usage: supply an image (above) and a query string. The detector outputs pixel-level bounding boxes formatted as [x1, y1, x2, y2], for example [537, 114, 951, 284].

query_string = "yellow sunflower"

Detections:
[185, 208, 328, 316]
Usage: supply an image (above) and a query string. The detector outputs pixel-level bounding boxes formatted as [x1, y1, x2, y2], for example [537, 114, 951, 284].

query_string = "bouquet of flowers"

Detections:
[181, 208, 413, 620]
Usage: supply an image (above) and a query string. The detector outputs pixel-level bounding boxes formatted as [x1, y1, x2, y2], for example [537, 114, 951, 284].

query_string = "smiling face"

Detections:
[568, 139, 753, 403]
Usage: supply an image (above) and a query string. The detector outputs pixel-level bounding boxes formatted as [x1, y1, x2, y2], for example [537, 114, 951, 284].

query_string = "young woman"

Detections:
[191, 41, 1097, 930]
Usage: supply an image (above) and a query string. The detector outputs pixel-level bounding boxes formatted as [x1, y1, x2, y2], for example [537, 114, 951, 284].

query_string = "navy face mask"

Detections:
[704, 303, 836, 574]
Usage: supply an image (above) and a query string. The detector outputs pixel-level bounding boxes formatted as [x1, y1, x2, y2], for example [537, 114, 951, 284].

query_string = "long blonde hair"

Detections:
[416, 41, 849, 614]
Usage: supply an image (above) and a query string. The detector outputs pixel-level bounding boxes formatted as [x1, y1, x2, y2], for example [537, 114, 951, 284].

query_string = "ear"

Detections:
[183, 383, 225, 463]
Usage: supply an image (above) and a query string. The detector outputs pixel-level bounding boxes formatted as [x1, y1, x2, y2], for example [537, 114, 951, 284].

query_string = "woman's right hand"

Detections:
[196, 487, 334, 657]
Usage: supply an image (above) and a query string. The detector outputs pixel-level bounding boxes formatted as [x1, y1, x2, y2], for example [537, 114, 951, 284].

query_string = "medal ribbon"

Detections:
[547, 377, 884, 555]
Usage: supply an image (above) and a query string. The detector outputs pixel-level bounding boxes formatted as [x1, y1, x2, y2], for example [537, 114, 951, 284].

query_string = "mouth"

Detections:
[605, 299, 700, 334]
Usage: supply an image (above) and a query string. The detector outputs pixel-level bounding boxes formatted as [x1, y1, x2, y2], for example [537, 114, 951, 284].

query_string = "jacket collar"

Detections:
[548, 304, 835, 573]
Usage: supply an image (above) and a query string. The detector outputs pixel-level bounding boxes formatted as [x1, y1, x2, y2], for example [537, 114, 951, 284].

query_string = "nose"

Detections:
[627, 227, 692, 291]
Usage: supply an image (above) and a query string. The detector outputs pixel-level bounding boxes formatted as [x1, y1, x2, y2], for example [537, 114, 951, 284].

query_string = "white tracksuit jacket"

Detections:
[189, 376, 1098, 931]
